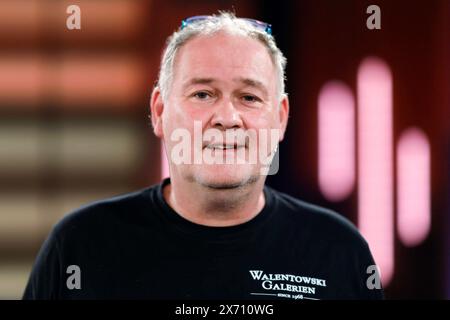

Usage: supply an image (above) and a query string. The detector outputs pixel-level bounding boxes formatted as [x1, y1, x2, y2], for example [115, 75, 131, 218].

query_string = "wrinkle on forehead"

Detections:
[172, 32, 276, 95]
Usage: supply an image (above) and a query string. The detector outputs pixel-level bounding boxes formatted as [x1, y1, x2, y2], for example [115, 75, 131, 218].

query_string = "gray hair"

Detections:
[157, 11, 287, 102]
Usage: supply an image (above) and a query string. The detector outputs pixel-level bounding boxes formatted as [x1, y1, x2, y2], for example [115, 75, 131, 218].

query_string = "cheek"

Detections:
[243, 111, 281, 149]
[244, 110, 280, 130]
[162, 101, 212, 139]
[169, 99, 212, 124]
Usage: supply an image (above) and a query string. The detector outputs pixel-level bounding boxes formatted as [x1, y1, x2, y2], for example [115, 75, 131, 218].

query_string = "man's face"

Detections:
[154, 32, 288, 189]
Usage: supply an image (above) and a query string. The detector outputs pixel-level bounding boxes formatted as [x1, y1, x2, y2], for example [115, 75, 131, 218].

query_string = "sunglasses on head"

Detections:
[181, 15, 272, 35]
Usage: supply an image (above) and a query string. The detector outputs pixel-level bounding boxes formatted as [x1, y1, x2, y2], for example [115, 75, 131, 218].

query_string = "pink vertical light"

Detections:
[161, 142, 169, 179]
[357, 57, 394, 285]
[318, 81, 355, 201]
[397, 128, 431, 247]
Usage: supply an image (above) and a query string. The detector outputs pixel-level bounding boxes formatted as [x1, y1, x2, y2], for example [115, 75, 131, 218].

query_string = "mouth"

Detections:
[204, 143, 246, 150]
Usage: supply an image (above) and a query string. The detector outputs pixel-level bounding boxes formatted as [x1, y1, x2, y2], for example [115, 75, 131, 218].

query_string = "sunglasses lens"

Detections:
[181, 16, 272, 34]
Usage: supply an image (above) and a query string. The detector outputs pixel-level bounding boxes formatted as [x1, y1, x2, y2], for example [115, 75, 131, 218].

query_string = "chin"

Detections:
[194, 165, 259, 189]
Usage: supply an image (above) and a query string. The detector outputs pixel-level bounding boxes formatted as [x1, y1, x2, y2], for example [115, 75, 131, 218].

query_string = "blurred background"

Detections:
[0, 0, 448, 299]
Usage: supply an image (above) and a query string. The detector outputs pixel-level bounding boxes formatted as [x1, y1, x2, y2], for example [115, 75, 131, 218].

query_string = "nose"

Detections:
[210, 98, 243, 130]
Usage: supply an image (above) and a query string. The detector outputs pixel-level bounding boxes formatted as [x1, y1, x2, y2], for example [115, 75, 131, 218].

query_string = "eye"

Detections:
[241, 94, 262, 103]
[191, 91, 213, 100]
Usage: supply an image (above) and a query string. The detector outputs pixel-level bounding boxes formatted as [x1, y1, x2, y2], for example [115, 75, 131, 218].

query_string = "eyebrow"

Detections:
[182, 77, 269, 97]
[182, 78, 215, 89]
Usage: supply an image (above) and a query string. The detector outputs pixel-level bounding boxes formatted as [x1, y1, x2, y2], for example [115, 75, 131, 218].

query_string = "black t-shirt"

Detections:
[23, 178, 383, 300]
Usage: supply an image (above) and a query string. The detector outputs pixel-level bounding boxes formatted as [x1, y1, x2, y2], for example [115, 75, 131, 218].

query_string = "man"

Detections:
[23, 12, 383, 300]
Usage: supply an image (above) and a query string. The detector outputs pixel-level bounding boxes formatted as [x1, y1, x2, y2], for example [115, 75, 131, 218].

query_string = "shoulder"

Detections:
[268, 186, 369, 249]
[51, 185, 155, 241]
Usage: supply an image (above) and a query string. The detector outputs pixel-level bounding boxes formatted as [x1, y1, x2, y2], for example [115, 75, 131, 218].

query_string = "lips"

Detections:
[205, 143, 245, 150]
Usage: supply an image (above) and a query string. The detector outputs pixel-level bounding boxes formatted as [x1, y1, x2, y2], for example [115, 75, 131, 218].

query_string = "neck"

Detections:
[163, 175, 266, 227]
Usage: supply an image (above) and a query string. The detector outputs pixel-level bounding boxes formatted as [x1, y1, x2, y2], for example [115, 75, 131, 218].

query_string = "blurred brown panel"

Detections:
[0, 263, 33, 299]
[0, 192, 41, 248]
[0, 54, 146, 110]
[0, 54, 47, 108]
[0, 0, 147, 48]
[0, 0, 41, 47]
[57, 118, 144, 181]
[57, 54, 146, 110]
[0, 119, 43, 181]
[54, 0, 147, 47]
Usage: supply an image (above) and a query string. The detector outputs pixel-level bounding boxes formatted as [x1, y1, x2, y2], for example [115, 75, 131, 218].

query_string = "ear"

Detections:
[150, 86, 164, 138]
[278, 95, 289, 141]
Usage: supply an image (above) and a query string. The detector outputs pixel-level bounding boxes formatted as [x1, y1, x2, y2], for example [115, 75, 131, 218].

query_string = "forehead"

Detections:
[173, 32, 276, 88]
